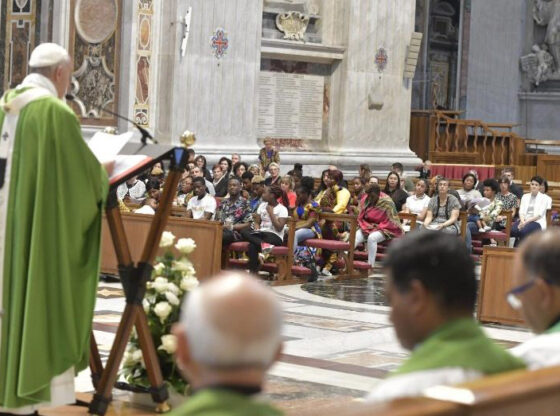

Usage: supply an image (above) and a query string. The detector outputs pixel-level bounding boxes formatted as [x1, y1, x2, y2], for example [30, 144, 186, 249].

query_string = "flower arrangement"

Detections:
[121, 231, 198, 395]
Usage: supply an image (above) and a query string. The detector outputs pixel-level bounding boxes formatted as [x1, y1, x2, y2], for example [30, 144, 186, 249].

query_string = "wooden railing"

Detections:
[430, 111, 524, 166]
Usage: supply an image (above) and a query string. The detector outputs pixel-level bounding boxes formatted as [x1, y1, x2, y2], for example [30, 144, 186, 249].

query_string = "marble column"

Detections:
[273, 0, 421, 176]
[169, 0, 264, 156]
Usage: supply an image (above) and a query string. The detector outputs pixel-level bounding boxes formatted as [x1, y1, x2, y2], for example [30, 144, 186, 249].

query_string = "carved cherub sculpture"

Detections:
[520, 44, 555, 86]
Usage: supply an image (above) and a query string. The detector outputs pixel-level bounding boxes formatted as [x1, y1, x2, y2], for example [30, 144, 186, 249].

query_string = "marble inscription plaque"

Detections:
[258, 71, 324, 141]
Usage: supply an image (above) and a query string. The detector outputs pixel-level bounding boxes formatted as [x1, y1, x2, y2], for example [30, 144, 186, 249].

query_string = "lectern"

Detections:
[88, 142, 189, 415]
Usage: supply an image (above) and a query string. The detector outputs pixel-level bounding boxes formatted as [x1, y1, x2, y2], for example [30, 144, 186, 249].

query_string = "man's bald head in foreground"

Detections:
[513, 229, 560, 334]
[173, 271, 283, 389]
[29, 43, 73, 99]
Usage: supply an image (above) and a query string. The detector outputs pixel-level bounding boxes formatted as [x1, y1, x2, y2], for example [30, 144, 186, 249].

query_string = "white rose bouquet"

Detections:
[121, 232, 198, 395]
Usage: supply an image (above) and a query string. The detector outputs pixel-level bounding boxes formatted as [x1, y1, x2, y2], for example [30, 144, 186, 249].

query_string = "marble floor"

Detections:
[47, 272, 531, 415]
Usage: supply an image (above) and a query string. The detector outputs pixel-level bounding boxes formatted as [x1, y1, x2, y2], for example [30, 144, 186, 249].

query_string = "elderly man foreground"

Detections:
[509, 229, 560, 368]
[169, 272, 283, 416]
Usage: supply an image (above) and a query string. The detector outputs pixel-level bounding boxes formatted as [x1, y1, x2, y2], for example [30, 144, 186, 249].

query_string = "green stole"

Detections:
[545, 319, 560, 334]
[168, 389, 283, 416]
[392, 318, 526, 376]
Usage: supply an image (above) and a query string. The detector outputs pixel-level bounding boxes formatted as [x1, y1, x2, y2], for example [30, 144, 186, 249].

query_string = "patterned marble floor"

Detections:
[57, 272, 531, 415]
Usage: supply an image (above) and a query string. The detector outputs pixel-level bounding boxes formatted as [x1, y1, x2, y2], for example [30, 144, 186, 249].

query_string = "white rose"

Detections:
[153, 262, 166, 275]
[175, 238, 197, 254]
[142, 298, 150, 313]
[159, 231, 176, 248]
[158, 334, 177, 354]
[153, 301, 172, 323]
[165, 291, 180, 306]
[132, 349, 143, 362]
[180, 276, 199, 292]
[173, 260, 196, 276]
[152, 277, 169, 293]
[166, 282, 180, 295]
[122, 351, 135, 366]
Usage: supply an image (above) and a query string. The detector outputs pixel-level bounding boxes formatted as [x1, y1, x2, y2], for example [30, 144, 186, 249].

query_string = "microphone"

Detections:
[65, 94, 158, 145]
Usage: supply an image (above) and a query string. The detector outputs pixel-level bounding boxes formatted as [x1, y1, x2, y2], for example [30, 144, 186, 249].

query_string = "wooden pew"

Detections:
[476, 246, 524, 326]
[302, 212, 358, 278]
[287, 397, 464, 416]
[221, 218, 308, 285]
[101, 213, 222, 282]
[293, 366, 560, 416]
[424, 366, 560, 416]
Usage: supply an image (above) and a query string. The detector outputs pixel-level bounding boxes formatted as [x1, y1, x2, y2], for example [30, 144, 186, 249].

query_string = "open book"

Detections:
[87, 131, 152, 185]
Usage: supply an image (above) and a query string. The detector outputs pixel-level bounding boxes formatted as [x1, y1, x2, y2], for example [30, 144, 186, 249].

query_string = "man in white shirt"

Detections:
[186, 177, 217, 220]
[117, 175, 146, 201]
[192, 166, 215, 196]
[240, 186, 288, 273]
[509, 230, 560, 369]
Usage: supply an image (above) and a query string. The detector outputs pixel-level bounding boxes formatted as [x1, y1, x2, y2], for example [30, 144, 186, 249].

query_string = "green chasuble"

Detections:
[393, 318, 525, 376]
[545, 319, 560, 334]
[0, 83, 108, 408]
[168, 389, 283, 416]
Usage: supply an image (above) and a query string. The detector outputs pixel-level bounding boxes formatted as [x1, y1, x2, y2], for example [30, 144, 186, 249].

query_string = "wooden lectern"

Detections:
[88, 143, 189, 415]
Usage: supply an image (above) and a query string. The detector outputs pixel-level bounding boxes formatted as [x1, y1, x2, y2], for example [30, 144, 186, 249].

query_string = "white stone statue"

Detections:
[520, 44, 555, 85]
[533, 0, 560, 68]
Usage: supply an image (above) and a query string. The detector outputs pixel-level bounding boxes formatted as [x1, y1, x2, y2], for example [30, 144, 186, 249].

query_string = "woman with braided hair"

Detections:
[240, 184, 289, 274]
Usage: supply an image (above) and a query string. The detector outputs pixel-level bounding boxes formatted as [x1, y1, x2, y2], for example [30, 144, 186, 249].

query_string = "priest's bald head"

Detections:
[172, 271, 283, 390]
[29, 42, 72, 99]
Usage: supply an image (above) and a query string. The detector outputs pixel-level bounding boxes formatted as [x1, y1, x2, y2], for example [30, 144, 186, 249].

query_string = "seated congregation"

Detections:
[116, 146, 557, 281]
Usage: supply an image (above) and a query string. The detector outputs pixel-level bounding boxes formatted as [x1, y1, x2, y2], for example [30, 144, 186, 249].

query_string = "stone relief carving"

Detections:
[71, 45, 115, 117]
[276, 11, 310, 41]
[522, 0, 560, 85]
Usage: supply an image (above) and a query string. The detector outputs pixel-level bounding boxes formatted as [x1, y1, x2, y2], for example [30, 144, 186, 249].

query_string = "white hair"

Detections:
[181, 282, 283, 369]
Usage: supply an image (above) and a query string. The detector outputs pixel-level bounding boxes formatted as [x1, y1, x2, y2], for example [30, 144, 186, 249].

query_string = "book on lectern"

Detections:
[87, 131, 153, 185]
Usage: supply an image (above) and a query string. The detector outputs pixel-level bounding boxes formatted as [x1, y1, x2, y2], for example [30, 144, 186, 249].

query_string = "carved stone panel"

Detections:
[1, 0, 43, 92]
[133, 0, 154, 127]
[68, 0, 122, 126]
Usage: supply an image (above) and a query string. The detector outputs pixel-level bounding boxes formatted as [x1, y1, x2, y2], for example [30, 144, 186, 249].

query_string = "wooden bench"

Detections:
[424, 365, 560, 416]
[302, 212, 358, 278]
[221, 218, 311, 285]
[292, 365, 560, 415]
[101, 213, 222, 282]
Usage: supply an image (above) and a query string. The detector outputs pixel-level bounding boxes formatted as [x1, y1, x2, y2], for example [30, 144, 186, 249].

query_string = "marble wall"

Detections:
[154, 0, 420, 175]
[169, 0, 264, 154]
[465, 0, 527, 125]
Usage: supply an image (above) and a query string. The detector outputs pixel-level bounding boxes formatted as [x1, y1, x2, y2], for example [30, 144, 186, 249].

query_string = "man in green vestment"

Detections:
[509, 229, 560, 369]
[0, 43, 109, 414]
[170, 271, 283, 416]
[367, 231, 525, 402]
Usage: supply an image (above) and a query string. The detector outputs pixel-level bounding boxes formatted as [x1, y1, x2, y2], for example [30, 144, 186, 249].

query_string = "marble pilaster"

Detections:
[169, 0, 264, 153]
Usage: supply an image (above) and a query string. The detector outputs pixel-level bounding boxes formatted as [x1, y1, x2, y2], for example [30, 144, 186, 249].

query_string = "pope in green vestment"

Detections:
[168, 389, 283, 416]
[0, 70, 108, 411]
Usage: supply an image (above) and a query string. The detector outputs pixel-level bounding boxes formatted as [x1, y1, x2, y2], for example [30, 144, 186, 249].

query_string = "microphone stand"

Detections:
[65, 94, 158, 146]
